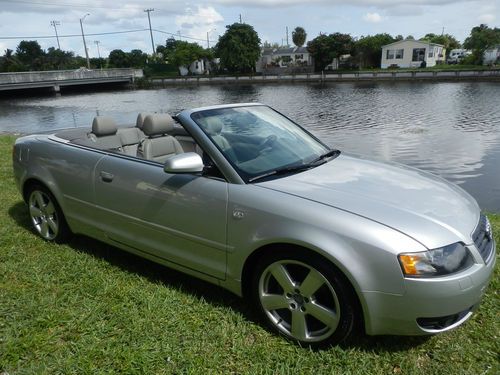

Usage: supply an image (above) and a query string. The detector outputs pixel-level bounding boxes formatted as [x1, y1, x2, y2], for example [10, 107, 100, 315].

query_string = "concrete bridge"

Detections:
[0, 68, 144, 93]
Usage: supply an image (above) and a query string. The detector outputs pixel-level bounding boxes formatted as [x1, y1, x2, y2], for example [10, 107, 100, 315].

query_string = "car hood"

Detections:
[258, 154, 480, 249]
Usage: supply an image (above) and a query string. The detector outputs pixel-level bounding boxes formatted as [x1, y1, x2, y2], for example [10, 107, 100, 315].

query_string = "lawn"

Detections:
[0, 135, 498, 374]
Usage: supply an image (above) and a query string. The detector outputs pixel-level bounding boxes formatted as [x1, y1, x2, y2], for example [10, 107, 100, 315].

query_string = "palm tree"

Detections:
[292, 27, 307, 48]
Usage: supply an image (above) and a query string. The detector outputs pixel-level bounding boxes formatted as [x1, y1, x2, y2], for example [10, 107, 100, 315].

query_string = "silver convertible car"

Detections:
[12, 103, 495, 347]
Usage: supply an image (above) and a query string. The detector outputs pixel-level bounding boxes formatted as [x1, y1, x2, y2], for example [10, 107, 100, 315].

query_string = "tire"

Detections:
[27, 184, 70, 243]
[251, 249, 356, 348]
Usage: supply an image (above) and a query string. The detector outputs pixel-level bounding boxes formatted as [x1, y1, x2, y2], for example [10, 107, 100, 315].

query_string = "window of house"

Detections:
[386, 49, 395, 59]
[195, 62, 199, 69]
[295, 54, 303, 60]
[412, 48, 426, 62]
[428, 49, 434, 58]
[282, 55, 292, 63]
[395, 49, 404, 59]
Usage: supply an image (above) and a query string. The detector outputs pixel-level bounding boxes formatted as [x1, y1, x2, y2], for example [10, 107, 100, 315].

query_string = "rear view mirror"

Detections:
[163, 152, 204, 174]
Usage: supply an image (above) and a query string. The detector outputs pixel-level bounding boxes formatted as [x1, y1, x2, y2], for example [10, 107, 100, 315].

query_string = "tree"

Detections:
[108, 49, 130, 68]
[45, 47, 76, 70]
[354, 33, 396, 68]
[307, 33, 355, 71]
[0, 49, 23, 72]
[129, 49, 148, 68]
[167, 41, 207, 71]
[292, 27, 307, 48]
[420, 33, 461, 56]
[463, 24, 500, 64]
[16, 40, 45, 70]
[215, 23, 261, 73]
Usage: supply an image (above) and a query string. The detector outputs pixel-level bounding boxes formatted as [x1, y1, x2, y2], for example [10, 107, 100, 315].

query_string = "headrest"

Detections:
[92, 116, 117, 136]
[204, 117, 223, 135]
[136, 113, 149, 129]
[143, 114, 175, 136]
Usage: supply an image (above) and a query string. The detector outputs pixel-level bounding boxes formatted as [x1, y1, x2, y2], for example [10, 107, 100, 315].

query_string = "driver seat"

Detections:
[204, 117, 231, 151]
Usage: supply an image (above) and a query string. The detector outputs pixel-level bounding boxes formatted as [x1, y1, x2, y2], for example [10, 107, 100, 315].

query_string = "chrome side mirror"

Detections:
[164, 152, 204, 174]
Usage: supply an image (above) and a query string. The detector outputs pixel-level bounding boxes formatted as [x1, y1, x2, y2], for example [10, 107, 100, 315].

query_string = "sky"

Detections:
[0, 0, 498, 58]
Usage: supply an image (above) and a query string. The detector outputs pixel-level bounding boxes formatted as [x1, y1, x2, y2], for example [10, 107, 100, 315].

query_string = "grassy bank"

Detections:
[0, 135, 498, 374]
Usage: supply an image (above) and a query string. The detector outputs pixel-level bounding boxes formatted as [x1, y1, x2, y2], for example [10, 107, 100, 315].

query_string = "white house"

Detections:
[256, 46, 313, 73]
[483, 45, 500, 65]
[381, 39, 446, 69]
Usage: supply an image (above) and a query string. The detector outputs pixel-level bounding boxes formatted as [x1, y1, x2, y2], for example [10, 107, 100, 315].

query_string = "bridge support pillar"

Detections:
[52, 84, 61, 95]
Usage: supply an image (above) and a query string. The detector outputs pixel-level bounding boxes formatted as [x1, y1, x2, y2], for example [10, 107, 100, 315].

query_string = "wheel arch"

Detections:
[240, 242, 366, 334]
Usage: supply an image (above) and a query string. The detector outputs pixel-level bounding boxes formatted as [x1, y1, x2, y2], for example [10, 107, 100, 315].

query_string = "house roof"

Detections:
[381, 39, 444, 49]
[261, 46, 309, 56]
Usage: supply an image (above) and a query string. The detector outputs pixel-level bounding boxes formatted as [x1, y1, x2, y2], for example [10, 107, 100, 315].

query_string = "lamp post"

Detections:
[206, 28, 216, 48]
[79, 13, 90, 69]
[94, 40, 101, 69]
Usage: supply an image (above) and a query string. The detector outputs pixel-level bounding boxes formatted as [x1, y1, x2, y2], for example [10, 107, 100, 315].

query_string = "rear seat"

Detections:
[117, 128, 143, 156]
[89, 116, 122, 151]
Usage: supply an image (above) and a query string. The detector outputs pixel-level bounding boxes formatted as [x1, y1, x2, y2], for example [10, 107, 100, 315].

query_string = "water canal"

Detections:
[1, 81, 499, 211]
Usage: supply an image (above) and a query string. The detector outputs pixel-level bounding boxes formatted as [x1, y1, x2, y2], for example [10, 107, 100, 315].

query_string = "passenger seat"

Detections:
[135, 113, 149, 140]
[138, 114, 184, 163]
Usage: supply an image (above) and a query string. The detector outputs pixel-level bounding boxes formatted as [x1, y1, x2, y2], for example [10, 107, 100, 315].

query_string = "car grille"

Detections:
[472, 214, 494, 263]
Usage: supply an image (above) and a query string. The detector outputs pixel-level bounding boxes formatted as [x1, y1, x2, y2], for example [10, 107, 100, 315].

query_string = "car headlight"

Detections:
[398, 243, 474, 277]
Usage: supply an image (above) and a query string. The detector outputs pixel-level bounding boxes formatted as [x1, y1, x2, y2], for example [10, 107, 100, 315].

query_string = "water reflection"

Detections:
[0, 82, 499, 211]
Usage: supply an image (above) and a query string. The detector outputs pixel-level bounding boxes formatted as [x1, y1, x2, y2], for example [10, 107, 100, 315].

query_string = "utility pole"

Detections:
[94, 40, 101, 69]
[206, 28, 216, 49]
[286, 26, 289, 46]
[50, 20, 61, 49]
[441, 27, 445, 36]
[177, 30, 182, 41]
[79, 13, 90, 69]
[144, 8, 155, 54]
[239, 14, 242, 23]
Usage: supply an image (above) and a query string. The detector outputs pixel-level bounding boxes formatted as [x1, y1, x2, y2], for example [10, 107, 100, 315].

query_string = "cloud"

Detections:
[363, 12, 382, 23]
[478, 14, 496, 24]
[174, 6, 224, 45]
[213, 0, 468, 8]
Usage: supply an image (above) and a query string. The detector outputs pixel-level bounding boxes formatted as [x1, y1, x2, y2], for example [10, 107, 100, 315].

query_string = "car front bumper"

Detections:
[362, 241, 496, 336]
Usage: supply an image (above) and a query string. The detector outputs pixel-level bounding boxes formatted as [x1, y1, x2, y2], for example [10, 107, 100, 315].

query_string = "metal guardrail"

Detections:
[151, 69, 500, 86]
[0, 68, 143, 85]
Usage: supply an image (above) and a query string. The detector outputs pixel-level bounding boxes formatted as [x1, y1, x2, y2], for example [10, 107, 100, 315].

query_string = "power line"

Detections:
[0, 28, 149, 40]
[153, 29, 215, 44]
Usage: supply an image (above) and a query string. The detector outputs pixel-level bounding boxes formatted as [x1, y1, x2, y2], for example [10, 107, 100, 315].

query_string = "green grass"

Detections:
[1, 135, 498, 374]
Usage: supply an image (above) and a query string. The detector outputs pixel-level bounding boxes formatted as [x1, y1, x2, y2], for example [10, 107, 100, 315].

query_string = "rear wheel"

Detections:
[27, 185, 70, 242]
[251, 249, 356, 347]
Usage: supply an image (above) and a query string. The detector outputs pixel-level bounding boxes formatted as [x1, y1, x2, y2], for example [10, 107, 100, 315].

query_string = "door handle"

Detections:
[100, 171, 114, 182]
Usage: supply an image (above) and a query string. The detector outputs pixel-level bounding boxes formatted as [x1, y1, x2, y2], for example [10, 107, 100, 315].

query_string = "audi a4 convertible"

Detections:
[12, 103, 495, 347]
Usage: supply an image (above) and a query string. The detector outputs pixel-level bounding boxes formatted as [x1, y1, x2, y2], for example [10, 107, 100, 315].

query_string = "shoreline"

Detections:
[149, 69, 500, 86]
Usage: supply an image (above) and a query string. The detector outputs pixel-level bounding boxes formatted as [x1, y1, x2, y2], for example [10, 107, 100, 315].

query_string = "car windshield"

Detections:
[191, 105, 333, 182]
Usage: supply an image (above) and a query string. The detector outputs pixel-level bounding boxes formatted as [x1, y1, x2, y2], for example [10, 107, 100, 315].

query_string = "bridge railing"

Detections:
[0, 68, 143, 84]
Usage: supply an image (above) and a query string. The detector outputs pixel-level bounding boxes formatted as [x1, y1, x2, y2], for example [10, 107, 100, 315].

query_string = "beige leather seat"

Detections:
[117, 127, 143, 156]
[89, 116, 122, 150]
[138, 114, 184, 163]
[204, 117, 231, 151]
[135, 113, 149, 140]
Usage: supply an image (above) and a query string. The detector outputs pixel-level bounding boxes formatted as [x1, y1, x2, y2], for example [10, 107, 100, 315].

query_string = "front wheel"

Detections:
[27, 185, 70, 242]
[251, 250, 356, 348]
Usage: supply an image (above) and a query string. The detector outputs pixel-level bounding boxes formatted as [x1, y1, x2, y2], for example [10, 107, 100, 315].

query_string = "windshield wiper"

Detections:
[248, 149, 340, 183]
[310, 149, 340, 164]
[249, 162, 323, 183]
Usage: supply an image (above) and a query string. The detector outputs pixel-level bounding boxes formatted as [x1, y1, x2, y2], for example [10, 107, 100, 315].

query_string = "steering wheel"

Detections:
[258, 134, 277, 149]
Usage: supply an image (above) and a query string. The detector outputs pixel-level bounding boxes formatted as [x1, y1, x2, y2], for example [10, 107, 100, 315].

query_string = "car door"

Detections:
[92, 154, 228, 280]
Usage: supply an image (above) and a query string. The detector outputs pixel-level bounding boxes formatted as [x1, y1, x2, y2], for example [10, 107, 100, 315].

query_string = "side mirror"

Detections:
[164, 152, 204, 174]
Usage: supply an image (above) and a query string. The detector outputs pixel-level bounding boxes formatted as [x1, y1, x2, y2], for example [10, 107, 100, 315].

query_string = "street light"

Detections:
[206, 28, 216, 48]
[94, 40, 101, 69]
[79, 13, 90, 69]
